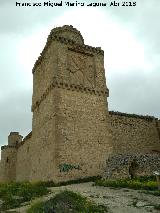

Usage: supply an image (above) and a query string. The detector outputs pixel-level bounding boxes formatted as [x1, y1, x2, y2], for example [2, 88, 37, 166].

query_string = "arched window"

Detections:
[6, 157, 9, 163]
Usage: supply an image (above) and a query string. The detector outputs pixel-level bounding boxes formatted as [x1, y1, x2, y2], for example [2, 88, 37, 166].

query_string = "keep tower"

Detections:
[30, 25, 112, 182]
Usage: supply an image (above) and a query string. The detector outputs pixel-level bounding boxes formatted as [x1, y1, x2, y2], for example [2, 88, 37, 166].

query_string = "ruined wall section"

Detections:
[155, 119, 160, 144]
[109, 111, 160, 155]
[104, 154, 160, 179]
[16, 132, 32, 181]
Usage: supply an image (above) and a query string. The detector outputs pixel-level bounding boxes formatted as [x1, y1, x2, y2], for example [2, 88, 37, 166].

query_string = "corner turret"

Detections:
[0, 132, 22, 182]
[8, 132, 23, 146]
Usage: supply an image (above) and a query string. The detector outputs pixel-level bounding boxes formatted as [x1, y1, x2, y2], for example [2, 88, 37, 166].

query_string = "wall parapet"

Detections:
[17, 131, 32, 148]
[109, 111, 156, 121]
[22, 131, 32, 142]
[1, 145, 17, 151]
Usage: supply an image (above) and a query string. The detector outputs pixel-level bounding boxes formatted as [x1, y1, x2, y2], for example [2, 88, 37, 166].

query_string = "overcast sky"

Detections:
[0, 0, 160, 150]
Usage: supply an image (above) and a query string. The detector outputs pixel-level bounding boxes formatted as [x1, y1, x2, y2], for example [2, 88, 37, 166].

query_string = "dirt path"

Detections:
[6, 182, 160, 213]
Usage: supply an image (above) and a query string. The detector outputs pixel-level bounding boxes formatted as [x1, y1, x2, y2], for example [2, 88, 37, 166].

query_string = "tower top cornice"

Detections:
[48, 25, 84, 45]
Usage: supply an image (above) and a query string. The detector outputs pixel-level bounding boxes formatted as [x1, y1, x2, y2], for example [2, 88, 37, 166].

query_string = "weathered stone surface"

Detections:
[109, 111, 160, 155]
[103, 154, 160, 179]
[0, 25, 159, 183]
[0, 25, 111, 182]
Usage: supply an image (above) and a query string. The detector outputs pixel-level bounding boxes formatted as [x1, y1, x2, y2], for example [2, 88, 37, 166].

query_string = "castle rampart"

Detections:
[109, 111, 160, 155]
[16, 133, 31, 181]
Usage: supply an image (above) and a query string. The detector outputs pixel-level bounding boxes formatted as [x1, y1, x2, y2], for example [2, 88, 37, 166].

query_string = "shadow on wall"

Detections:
[129, 159, 139, 179]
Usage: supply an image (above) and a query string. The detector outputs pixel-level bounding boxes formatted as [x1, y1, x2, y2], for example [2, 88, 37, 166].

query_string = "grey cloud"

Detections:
[0, 36, 31, 95]
[107, 0, 160, 55]
[0, 0, 160, 149]
[0, 0, 66, 35]
[0, 90, 32, 146]
[104, 0, 160, 118]
[108, 68, 160, 118]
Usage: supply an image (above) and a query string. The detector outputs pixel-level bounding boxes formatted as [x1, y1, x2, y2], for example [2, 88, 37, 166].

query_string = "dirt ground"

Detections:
[6, 182, 160, 213]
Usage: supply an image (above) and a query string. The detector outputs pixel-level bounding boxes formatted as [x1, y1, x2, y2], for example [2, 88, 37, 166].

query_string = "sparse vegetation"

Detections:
[131, 198, 138, 207]
[36, 175, 101, 187]
[0, 176, 100, 211]
[94, 176, 159, 192]
[27, 190, 108, 213]
[1, 175, 159, 212]
[0, 182, 49, 211]
[154, 204, 160, 210]
[59, 163, 81, 172]
[142, 190, 160, 196]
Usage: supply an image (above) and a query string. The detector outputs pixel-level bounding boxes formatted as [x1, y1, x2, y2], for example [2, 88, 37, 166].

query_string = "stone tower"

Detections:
[1, 25, 160, 183]
[30, 25, 112, 182]
[0, 132, 22, 182]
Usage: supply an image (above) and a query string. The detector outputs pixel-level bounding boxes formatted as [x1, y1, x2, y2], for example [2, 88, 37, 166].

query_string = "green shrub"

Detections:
[27, 190, 108, 213]
[154, 204, 160, 210]
[94, 176, 158, 191]
[0, 182, 49, 211]
[143, 190, 160, 196]
[27, 200, 44, 213]
[36, 176, 101, 188]
[0, 176, 100, 211]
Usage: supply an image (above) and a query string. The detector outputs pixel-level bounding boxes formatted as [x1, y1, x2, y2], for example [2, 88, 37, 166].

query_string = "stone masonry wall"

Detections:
[30, 90, 57, 181]
[52, 88, 112, 182]
[0, 25, 160, 183]
[104, 154, 160, 179]
[16, 132, 32, 181]
[109, 111, 160, 155]
[0, 146, 17, 182]
[0, 160, 2, 181]
[29, 25, 111, 182]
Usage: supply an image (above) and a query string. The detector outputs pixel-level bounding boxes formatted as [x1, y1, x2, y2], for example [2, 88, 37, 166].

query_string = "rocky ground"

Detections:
[3, 182, 160, 213]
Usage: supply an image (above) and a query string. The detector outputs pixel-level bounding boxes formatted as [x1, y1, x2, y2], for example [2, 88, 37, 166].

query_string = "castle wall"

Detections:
[109, 112, 160, 155]
[0, 146, 17, 182]
[29, 39, 60, 181]
[0, 160, 2, 181]
[32, 40, 58, 109]
[0, 26, 160, 183]
[156, 119, 160, 142]
[104, 154, 160, 179]
[53, 88, 112, 182]
[30, 90, 56, 181]
[16, 134, 32, 181]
